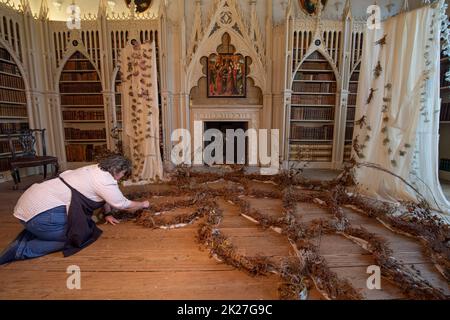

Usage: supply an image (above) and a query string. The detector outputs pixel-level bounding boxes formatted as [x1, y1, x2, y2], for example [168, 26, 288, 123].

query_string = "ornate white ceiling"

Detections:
[2, 0, 433, 21]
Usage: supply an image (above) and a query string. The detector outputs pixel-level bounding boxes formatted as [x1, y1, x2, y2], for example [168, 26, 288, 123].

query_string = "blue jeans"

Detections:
[15, 205, 68, 260]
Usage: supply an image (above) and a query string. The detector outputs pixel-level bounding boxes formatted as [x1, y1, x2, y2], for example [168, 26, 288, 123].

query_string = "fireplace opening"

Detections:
[204, 121, 248, 165]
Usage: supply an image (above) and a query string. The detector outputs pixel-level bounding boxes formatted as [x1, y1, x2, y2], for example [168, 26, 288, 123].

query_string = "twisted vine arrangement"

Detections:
[109, 167, 449, 300]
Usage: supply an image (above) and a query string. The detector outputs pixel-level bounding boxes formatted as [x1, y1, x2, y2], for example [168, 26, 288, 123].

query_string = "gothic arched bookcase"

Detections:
[58, 51, 106, 163]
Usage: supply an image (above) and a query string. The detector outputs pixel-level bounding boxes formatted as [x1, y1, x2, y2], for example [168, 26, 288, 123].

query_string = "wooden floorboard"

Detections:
[0, 270, 280, 300]
[0, 175, 448, 299]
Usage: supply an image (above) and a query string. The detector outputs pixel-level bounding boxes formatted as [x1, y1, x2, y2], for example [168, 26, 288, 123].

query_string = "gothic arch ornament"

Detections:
[54, 37, 102, 92]
[0, 37, 30, 94]
[291, 42, 340, 87]
[289, 0, 342, 87]
[186, 0, 266, 94]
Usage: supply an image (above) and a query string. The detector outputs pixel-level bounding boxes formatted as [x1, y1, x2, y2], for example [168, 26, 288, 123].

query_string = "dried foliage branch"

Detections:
[113, 164, 449, 299]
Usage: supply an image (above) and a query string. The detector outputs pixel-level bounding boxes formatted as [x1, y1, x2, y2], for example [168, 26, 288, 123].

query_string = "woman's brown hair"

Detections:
[98, 154, 132, 178]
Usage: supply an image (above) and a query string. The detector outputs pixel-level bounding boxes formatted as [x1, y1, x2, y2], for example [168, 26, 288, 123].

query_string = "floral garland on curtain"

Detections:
[440, 0, 450, 82]
[354, 0, 448, 168]
[348, 1, 450, 213]
[409, 0, 447, 188]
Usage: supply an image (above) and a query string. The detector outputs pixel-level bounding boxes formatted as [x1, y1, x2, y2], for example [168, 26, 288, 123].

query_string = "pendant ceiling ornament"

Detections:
[125, 0, 152, 13]
[299, 0, 328, 15]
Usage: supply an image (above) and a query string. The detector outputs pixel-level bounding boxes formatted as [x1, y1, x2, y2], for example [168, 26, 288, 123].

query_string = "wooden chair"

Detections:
[8, 129, 59, 190]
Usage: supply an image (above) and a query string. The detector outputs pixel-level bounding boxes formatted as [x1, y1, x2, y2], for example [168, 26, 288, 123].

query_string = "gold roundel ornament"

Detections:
[299, 0, 327, 15]
[126, 0, 152, 13]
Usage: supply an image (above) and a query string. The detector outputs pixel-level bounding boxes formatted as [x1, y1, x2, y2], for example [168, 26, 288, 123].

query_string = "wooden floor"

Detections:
[0, 174, 449, 300]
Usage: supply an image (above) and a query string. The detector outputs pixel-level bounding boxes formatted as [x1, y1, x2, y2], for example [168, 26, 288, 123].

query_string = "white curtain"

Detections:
[120, 41, 163, 183]
[352, 1, 450, 218]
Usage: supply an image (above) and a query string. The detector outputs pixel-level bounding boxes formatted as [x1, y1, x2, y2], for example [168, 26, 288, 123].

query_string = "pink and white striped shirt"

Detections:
[14, 164, 131, 222]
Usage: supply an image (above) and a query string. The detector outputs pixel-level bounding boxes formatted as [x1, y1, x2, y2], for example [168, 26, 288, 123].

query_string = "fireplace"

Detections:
[190, 104, 262, 166]
[204, 121, 248, 165]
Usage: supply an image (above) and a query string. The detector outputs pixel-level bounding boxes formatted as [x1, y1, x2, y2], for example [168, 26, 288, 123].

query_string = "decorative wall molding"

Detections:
[191, 105, 261, 130]
[186, 0, 267, 94]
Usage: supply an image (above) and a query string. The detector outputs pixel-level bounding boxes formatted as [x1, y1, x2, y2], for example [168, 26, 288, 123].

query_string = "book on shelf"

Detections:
[347, 107, 356, 120]
[349, 83, 358, 93]
[291, 144, 333, 150]
[289, 143, 333, 162]
[0, 104, 27, 117]
[0, 122, 29, 134]
[60, 95, 104, 105]
[0, 157, 10, 171]
[60, 82, 102, 93]
[0, 47, 13, 61]
[0, 139, 22, 154]
[292, 82, 336, 92]
[301, 62, 333, 70]
[350, 73, 359, 82]
[64, 128, 106, 140]
[343, 144, 352, 159]
[63, 60, 96, 71]
[69, 52, 91, 59]
[440, 63, 450, 87]
[0, 72, 25, 88]
[0, 61, 21, 76]
[440, 102, 450, 121]
[441, 90, 450, 103]
[304, 52, 323, 60]
[291, 94, 336, 105]
[289, 154, 332, 161]
[65, 143, 107, 162]
[62, 110, 105, 121]
[115, 94, 121, 105]
[0, 88, 26, 103]
[345, 124, 354, 141]
[291, 107, 334, 121]
[60, 72, 99, 81]
[290, 125, 334, 140]
[439, 158, 450, 172]
[348, 94, 357, 105]
[295, 73, 335, 81]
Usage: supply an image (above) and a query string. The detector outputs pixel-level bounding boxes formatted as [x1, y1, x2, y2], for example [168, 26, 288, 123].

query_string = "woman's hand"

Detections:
[125, 200, 150, 211]
[141, 200, 150, 209]
[105, 215, 120, 225]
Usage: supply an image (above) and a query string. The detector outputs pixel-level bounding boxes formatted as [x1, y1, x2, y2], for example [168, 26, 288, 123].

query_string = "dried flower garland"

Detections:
[108, 166, 449, 300]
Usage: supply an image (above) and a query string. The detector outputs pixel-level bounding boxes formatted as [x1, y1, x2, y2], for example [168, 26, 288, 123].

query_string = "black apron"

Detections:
[60, 177, 105, 257]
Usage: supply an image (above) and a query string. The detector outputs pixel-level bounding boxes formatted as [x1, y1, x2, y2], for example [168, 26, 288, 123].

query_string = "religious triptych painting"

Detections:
[299, 0, 328, 15]
[207, 54, 246, 98]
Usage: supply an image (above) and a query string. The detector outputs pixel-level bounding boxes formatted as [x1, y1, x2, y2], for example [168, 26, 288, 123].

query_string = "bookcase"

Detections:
[289, 51, 337, 164]
[112, 70, 123, 152]
[344, 62, 360, 161]
[439, 55, 450, 181]
[59, 51, 107, 163]
[0, 42, 28, 173]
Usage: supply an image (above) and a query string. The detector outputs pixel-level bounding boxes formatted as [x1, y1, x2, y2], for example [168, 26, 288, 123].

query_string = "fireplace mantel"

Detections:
[190, 104, 262, 130]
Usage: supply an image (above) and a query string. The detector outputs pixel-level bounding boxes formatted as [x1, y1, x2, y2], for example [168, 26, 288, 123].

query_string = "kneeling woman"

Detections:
[0, 154, 149, 264]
